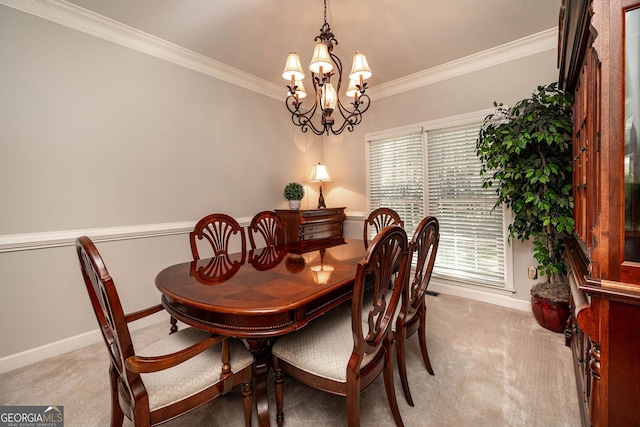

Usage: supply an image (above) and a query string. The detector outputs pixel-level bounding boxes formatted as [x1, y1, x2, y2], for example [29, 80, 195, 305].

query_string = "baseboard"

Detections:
[429, 282, 531, 312]
[0, 313, 168, 374]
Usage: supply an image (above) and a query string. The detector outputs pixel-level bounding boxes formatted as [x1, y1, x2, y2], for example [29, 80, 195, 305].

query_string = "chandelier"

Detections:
[282, 0, 372, 136]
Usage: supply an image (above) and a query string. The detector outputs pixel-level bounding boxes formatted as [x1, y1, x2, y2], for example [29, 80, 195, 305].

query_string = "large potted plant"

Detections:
[476, 83, 574, 332]
[284, 182, 304, 209]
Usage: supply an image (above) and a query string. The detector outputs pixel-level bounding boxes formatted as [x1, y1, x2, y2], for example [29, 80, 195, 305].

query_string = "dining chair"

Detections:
[247, 210, 287, 249]
[363, 207, 404, 249]
[75, 236, 254, 427]
[395, 216, 439, 407]
[271, 226, 411, 427]
[190, 213, 246, 263]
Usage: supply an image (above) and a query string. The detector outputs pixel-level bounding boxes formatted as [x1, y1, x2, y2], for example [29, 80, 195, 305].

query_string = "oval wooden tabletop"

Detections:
[155, 238, 364, 336]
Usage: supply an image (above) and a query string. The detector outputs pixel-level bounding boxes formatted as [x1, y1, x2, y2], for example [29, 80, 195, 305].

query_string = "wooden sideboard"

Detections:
[275, 207, 346, 243]
[559, 0, 640, 425]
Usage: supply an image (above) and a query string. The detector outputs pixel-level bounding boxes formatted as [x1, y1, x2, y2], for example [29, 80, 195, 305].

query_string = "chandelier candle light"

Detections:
[282, 0, 372, 135]
[309, 163, 332, 209]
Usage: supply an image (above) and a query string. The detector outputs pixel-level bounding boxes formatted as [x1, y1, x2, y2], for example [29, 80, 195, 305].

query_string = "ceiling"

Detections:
[61, 0, 561, 89]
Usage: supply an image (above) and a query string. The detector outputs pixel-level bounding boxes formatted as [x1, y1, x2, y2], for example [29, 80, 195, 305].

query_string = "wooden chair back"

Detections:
[272, 225, 410, 426]
[190, 213, 246, 262]
[407, 216, 439, 321]
[395, 216, 440, 406]
[363, 207, 404, 248]
[355, 225, 410, 362]
[77, 236, 138, 390]
[248, 210, 287, 249]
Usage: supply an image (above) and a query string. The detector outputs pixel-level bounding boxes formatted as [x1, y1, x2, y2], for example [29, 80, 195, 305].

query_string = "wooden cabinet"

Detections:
[275, 207, 346, 243]
[559, 0, 640, 425]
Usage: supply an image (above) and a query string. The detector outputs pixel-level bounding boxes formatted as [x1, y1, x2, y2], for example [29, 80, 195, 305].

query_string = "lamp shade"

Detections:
[309, 42, 333, 74]
[288, 79, 307, 99]
[349, 51, 372, 81]
[345, 79, 359, 98]
[282, 52, 305, 81]
[309, 163, 332, 182]
[321, 83, 337, 111]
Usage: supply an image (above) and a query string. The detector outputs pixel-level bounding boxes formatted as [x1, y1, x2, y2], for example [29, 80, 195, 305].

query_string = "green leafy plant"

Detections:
[283, 182, 304, 201]
[476, 83, 574, 286]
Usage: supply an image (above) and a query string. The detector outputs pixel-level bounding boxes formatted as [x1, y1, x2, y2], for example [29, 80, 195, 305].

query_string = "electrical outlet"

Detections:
[528, 266, 538, 280]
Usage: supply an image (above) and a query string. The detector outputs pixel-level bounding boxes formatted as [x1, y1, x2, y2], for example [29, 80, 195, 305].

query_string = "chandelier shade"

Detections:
[283, 0, 372, 136]
[309, 43, 333, 74]
[290, 79, 307, 99]
[345, 79, 359, 98]
[282, 52, 305, 81]
[321, 83, 337, 111]
[349, 51, 372, 81]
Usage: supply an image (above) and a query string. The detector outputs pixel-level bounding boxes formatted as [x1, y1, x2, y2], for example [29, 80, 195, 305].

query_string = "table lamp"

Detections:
[309, 163, 332, 209]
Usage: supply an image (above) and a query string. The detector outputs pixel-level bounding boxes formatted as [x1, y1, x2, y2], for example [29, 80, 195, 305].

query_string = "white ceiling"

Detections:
[59, 0, 561, 89]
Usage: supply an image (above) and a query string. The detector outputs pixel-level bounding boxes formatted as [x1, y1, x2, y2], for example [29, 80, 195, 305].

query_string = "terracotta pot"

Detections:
[531, 295, 571, 333]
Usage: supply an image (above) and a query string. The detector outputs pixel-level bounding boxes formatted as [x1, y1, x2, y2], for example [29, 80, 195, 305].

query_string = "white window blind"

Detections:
[367, 130, 425, 239]
[426, 123, 506, 287]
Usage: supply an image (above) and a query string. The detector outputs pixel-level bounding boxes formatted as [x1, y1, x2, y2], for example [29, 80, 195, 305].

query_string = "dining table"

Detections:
[155, 237, 365, 427]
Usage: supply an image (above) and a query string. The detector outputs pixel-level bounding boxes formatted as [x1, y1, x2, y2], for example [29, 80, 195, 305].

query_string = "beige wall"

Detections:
[0, 4, 559, 369]
[0, 6, 323, 363]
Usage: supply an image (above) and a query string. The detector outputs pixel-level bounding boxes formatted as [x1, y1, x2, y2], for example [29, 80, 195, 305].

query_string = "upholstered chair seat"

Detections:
[271, 309, 375, 383]
[139, 328, 254, 411]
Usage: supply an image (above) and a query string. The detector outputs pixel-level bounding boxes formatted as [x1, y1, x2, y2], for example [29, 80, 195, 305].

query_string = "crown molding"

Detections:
[0, 0, 283, 100]
[1, 0, 556, 101]
[369, 28, 558, 100]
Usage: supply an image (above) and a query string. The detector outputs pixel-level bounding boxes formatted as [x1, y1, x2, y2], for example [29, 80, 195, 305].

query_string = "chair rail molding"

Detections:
[0, 218, 252, 253]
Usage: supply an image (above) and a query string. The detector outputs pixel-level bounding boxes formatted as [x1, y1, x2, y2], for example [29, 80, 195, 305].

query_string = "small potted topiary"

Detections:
[284, 182, 304, 209]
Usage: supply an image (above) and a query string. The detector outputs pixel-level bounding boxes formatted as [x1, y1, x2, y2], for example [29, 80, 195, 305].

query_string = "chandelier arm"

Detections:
[335, 93, 371, 120]
[285, 95, 326, 136]
[329, 51, 343, 93]
[329, 94, 371, 135]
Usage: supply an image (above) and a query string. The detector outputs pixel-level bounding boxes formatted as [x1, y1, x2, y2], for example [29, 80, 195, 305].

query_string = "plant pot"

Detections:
[288, 200, 301, 209]
[531, 295, 570, 333]
[530, 281, 571, 333]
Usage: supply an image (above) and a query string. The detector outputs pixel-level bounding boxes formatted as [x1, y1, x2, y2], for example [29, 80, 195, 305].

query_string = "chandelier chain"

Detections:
[323, 0, 327, 26]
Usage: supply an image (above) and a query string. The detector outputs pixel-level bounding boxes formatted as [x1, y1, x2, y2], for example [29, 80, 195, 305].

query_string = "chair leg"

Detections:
[274, 364, 285, 427]
[382, 345, 404, 427]
[395, 327, 414, 407]
[108, 365, 124, 427]
[418, 305, 434, 375]
[345, 377, 361, 427]
[169, 316, 178, 334]
[242, 380, 253, 427]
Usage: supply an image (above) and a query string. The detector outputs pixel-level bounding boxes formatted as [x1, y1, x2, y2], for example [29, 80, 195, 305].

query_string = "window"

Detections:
[367, 117, 509, 290]
[426, 123, 506, 288]
[366, 129, 425, 239]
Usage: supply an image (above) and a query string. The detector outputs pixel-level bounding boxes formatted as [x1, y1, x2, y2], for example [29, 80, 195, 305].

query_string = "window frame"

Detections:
[365, 109, 515, 295]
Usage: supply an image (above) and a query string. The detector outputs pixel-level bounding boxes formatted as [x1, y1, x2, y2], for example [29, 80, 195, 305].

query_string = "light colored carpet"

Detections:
[0, 294, 581, 426]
